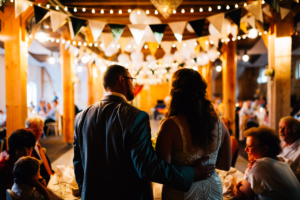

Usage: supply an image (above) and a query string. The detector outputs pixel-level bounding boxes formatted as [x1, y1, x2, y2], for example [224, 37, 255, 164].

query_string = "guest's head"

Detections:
[246, 100, 251, 109]
[13, 156, 41, 185]
[102, 65, 135, 101]
[244, 126, 281, 162]
[53, 99, 58, 107]
[8, 129, 36, 158]
[25, 117, 44, 141]
[279, 116, 300, 145]
[166, 68, 218, 150]
[0, 110, 3, 114]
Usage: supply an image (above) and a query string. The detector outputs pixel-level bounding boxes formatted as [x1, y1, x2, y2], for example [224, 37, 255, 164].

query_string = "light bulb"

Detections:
[248, 29, 258, 39]
[128, 9, 131, 13]
[74, 7, 77, 12]
[64, 7, 68, 11]
[216, 65, 222, 72]
[78, 42, 82, 46]
[82, 8, 86, 12]
[190, 8, 194, 13]
[101, 9, 104, 14]
[155, 10, 158, 14]
[226, 5, 230, 10]
[77, 66, 83, 73]
[110, 9, 113, 14]
[55, 6, 59, 10]
[208, 7, 212, 12]
[235, 4, 238, 8]
[146, 10, 150, 14]
[217, 5, 221, 10]
[199, 8, 203, 12]
[172, 44, 176, 48]
[46, 4, 50, 8]
[237, 36, 241, 40]
[144, 44, 148, 49]
[173, 10, 176, 14]
[94, 43, 98, 47]
[137, 10, 141, 15]
[72, 41, 76, 45]
[48, 56, 56, 65]
[242, 54, 249, 62]
[119, 10, 122, 14]
[92, 9, 95, 13]
[244, 3, 247, 7]
[181, 9, 185, 13]
[262, 0, 265, 4]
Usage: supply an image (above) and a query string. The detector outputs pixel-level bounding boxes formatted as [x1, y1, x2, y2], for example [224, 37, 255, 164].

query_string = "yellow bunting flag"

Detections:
[147, 42, 159, 56]
[85, 28, 94, 45]
[240, 22, 248, 34]
[118, 37, 130, 53]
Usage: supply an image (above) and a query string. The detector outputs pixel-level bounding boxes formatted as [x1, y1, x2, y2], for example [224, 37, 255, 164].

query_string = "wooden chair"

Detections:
[46, 114, 62, 136]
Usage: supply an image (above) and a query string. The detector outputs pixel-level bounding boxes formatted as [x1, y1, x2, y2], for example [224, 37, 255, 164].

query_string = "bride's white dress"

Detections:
[162, 116, 223, 200]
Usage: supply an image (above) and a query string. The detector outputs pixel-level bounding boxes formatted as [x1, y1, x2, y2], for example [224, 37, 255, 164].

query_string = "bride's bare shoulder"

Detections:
[159, 117, 180, 134]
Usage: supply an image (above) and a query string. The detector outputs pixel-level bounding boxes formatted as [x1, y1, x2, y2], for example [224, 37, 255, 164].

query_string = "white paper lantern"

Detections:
[221, 19, 231, 36]
[130, 9, 147, 24]
[163, 54, 174, 65]
[207, 47, 219, 62]
[197, 52, 209, 66]
[130, 51, 144, 62]
[146, 54, 155, 61]
[174, 51, 182, 63]
[118, 53, 131, 63]
[186, 23, 195, 33]
[143, 16, 161, 24]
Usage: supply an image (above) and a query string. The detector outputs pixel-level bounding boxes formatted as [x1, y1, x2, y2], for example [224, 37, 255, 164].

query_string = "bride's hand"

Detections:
[192, 156, 215, 181]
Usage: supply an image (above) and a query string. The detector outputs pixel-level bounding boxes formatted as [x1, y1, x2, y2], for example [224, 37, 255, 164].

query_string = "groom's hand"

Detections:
[192, 156, 215, 181]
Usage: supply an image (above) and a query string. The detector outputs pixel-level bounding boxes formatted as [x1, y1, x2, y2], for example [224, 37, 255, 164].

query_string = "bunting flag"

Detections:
[245, 1, 263, 23]
[262, 4, 273, 18]
[149, 24, 167, 44]
[230, 24, 238, 39]
[136, 40, 145, 52]
[248, 16, 256, 28]
[128, 24, 147, 45]
[15, 0, 30, 18]
[168, 21, 187, 42]
[161, 41, 172, 54]
[225, 8, 242, 27]
[240, 21, 248, 33]
[85, 27, 94, 44]
[197, 37, 208, 51]
[50, 10, 68, 32]
[70, 17, 87, 38]
[280, 7, 290, 20]
[0, 0, 8, 8]
[118, 37, 130, 53]
[207, 13, 224, 34]
[147, 42, 159, 56]
[88, 20, 106, 41]
[101, 33, 114, 48]
[34, 5, 49, 24]
[186, 39, 197, 52]
[265, 0, 279, 12]
[208, 35, 219, 47]
[175, 41, 183, 53]
[188, 18, 206, 38]
[108, 24, 126, 43]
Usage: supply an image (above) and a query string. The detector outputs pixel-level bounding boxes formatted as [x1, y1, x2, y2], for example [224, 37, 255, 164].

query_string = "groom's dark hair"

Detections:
[102, 65, 128, 89]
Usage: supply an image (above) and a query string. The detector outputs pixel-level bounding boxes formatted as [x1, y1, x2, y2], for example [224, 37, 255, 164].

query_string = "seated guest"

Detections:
[233, 126, 300, 200]
[44, 99, 61, 134]
[0, 129, 36, 199]
[10, 156, 51, 200]
[278, 116, 300, 182]
[221, 117, 239, 167]
[26, 117, 54, 184]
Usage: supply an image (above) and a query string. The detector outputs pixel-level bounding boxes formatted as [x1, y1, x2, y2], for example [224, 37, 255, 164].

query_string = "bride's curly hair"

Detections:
[165, 68, 218, 150]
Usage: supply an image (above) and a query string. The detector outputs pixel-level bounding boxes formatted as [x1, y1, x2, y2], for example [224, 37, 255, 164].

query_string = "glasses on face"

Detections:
[117, 76, 137, 84]
[245, 145, 262, 150]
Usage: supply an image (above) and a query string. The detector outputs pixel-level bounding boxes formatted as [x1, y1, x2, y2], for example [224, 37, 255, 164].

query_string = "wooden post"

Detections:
[60, 31, 75, 143]
[2, 7, 28, 140]
[222, 35, 237, 136]
[93, 65, 103, 102]
[267, 13, 292, 132]
[200, 62, 212, 100]
[87, 62, 95, 106]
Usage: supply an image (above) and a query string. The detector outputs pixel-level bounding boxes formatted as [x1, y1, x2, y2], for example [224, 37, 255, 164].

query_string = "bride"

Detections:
[156, 68, 231, 200]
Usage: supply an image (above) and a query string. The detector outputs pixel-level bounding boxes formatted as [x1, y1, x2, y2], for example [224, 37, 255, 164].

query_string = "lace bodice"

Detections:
[162, 116, 223, 200]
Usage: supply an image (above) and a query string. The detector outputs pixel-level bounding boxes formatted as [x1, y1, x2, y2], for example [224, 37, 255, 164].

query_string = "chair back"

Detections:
[6, 189, 20, 200]
[55, 113, 62, 136]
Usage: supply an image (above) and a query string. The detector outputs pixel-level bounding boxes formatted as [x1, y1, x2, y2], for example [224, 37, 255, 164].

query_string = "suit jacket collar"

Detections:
[101, 94, 128, 104]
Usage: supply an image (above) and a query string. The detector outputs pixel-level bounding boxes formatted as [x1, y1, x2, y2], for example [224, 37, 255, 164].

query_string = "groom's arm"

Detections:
[127, 111, 194, 192]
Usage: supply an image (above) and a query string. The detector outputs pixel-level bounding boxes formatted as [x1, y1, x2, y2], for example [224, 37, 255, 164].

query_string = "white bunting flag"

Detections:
[262, 4, 272, 18]
[280, 7, 290, 20]
[245, 1, 263, 23]
[186, 39, 197, 52]
[50, 11, 68, 32]
[161, 41, 172, 54]
[88, 20, 107, 41]
[168, 21, 187, 42]
[175, 41, 183, 53]
[101, 33, 114, 48]
[15, 0, 30, 18]
[207, 13, 225, 34]
[247, 16, 256, 28]
[208, 35, 219, 47]
[118, 37, 131, 53]
[230, 24, 238, 39]
[128, 24, 147, 45]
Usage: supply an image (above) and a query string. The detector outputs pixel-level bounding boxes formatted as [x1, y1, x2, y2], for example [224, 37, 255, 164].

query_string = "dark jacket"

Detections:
[73, 95, 194, 200]
[32, 148, 54, 184]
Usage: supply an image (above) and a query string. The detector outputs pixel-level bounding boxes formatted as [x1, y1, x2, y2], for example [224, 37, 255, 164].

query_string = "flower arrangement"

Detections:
[151, 132, 158, 149]
[264, 68, 274, 77]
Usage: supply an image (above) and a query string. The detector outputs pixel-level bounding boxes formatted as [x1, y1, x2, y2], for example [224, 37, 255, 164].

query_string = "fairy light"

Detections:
[194, 42, 198, 46]
[264, 31, 268, 34]
[55, 6, 59, 10]
[117, 44, 120, 48]
[237, 36, 241, 40]
[181, 9, 185, 13]
[94, 43, 98, 47]
[235, 4, 238, 8]
[217, 5, 221, 10]
[190, 8, 194, 13]
[208, 7, 212, 12]
[242, 35, 247, 39]
[64, 7, 68, 11]
[146, 10, 149, 14]
[210, 40, 214, 44]
[61, 40, 65, 44]
[38, 3, 41, 6]
[74, 7, 77, 12]
[221, 39, 225, 43]
[111, 44, 115, 48]
[172, 44, 176, 48]
[110, 9, 113, 14]
[128, 9, 131, 13]
[262, 0, 265, 4]
[51, 38, 55, 42]
[199, 8, 203, 12]
[226, 38, 230, 42]
[92, 9, 95, 13]
[46, 4, 50, 8]
[56, 39, 60, 43]
[259, 32, 262, 36]
[78, 41, 82, 46]
[173, 10, 176, 14]
[101, 9, 104, 14]
[226, 5, 230, 10]
[72, 41, 76, 45]
[144, 44, 148, 49]
[89, 43, 93, 47]
[232, 37, 236, 41]
[137, 10, 141, 15]
[155, 10, 158, 14]
[82, 8, 86, 12]
[84, 42, 87, 46]
[244, 3, 247, 7]
[183, 43, 186, 46]
[205, 40, 209, 45]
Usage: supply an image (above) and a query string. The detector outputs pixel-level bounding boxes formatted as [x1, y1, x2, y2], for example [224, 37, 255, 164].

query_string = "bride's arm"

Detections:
[216, 121, 231, 171]
[156, 118, 176, 163]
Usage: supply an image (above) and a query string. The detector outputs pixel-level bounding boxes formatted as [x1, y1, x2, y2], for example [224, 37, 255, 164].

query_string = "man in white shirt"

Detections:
[278, 116, 300, 182]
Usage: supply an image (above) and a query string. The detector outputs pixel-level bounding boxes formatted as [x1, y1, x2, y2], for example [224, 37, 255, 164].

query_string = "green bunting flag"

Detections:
[34, 5, 49, 24]
[188, 18, 206, 38]
[265, 0, 279, 12]
[108, 24, 126, 43]
[225, 8, 242, 28]
[70, 16, 87, 37]
[149, 24, 167, 44]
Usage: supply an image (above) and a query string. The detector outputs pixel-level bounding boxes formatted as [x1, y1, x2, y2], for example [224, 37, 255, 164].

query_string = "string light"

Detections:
[117, 44, 120, 48]
[155, 10, 158, 14]
[144, 44, 148, 49]
[82, 8, 86, 12]
[46, 4, 50, 8]
[74, 7, 77, 12]
[190, 8, 194, 13]
[235, 4, 238, 8]
[242, 35, 247, 39]
[110, 9, 113, 14]
[146, 10, 149, 14]
[205, 41, 209, 44]
[101, 9, 104, 14]
[194, 42, 198, 46]
[137, 10, 141, 15]
[78, 41, 82, 46]
[210, 40, 214, 44]
[56, 39, 60, 43]
[92, 9, 95, 13]
[128, 9, 131, 13]
[173, 10, 176, 14]
[183, 43, 187, 46]
[55, 6, 59, 10]
[226, 5, 230, 10]
[118, 10, 122, 14]
[72, 41, 76, 45]
[84, 42, 87, 46]
[181, 9, 185, 13]
[89, 43, 93, 47]
[199, 8, 203, 12]
[259, 32, 262, 36]
[217, 5, 221, 10]
[94, 43, 98, 47]
[264, 31, 268, 34]
[38, 3, 41, 6]
[208, 7, 212, 12]
[64, 7, 68, 11]
[237, 36, 241, 40]
[226, 38, 230, 42]
[232, 37, 236, 41]
[262, 0, 265, 4]
[244, 3, 247, 7]
[61, 40, 65, 44]
[172, 44, 176, 48]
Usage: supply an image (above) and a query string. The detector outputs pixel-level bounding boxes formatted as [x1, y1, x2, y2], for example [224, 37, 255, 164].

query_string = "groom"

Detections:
[73, 65, 215, 200]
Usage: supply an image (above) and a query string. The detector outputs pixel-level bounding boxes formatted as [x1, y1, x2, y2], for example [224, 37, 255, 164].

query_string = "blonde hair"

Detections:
[279, 116, 300, 133]
[25, 117, 44, 128]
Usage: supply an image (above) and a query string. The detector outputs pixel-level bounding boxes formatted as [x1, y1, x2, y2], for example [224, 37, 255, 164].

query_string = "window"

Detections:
[257, 68, 268, 84]
[27, 82, 37, 107]
[296, 60, 300, 80]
